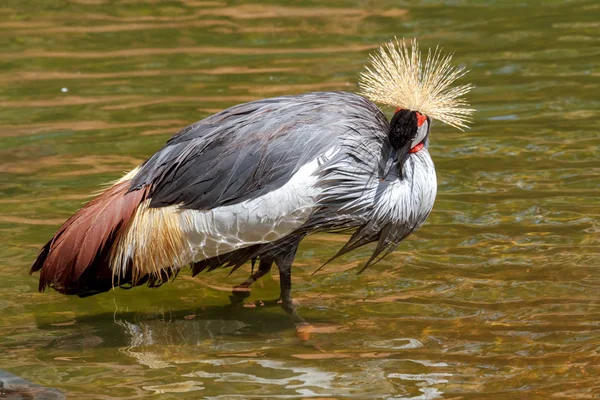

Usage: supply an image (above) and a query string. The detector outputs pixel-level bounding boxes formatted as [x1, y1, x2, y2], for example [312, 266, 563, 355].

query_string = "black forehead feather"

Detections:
[389, 109, 418, 148]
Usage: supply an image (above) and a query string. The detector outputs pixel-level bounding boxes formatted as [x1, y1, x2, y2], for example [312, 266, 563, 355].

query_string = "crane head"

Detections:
[389, 108, 430, 154]
[358, 38, 475, 131]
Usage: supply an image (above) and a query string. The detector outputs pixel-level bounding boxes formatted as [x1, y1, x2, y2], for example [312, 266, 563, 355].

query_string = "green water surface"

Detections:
[1, 0, 599, 398]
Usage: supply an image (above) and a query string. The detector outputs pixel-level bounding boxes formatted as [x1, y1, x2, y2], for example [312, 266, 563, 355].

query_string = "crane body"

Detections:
[30, 39, 473, 317]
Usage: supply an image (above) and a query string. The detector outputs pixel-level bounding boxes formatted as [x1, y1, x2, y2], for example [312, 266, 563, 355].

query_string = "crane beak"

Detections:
[379, 143, 411, 181]
[380, 148, 397, 181]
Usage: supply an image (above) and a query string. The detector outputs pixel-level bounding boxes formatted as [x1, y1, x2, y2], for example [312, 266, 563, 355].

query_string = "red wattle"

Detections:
[409, 142, 424, 153]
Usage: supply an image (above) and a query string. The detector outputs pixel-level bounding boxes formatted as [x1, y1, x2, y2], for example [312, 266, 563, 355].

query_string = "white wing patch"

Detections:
[180, 155, 324, 261]
[112, 150, 339, 282]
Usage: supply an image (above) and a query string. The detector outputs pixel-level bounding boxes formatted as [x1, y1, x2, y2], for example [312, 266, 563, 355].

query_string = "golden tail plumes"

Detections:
[30, 180, 148, 296]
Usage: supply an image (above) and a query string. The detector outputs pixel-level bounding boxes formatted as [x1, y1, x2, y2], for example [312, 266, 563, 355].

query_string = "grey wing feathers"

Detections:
[127, 90, 423, 273]
[130, 92, 385, 211]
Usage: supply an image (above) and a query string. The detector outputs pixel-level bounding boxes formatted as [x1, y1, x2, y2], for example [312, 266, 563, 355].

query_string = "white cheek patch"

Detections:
[411, 121, 429, 148]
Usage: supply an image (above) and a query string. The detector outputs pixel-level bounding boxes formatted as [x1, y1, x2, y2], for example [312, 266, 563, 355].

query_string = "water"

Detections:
[1, 0, 599, 398]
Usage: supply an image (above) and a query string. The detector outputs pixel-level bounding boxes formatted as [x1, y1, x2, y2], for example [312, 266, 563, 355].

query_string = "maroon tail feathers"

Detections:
[30, 181, 148, 296]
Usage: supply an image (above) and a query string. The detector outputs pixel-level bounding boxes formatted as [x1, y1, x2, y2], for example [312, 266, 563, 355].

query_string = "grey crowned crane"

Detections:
[31, 39, 474, 318]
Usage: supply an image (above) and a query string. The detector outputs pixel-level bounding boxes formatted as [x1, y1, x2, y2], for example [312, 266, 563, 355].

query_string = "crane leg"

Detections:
[277, 265, 294, 314]
[274, 242, 305, 323]
[230, 257, 273, 304]
[235, 258, 273, 290]
[229, 239, 304, 323]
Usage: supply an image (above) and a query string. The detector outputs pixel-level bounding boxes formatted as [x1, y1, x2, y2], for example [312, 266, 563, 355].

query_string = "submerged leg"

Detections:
[230, 257, 273, 304]
[277, 264, 294, 314]
[235, 258, 273, 290]
[274, 242, 304, 323]
[227, 237, 304, 322]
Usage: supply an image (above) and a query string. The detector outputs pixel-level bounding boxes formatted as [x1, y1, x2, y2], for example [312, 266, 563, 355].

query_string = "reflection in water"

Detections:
[116, 317, 249, 369]
[366, 338, 424, 350]
[387, 373, 450, 400]
[189, 360, 338, 398]
[111, 314, 451, 398]
[143, 380, 205, 394]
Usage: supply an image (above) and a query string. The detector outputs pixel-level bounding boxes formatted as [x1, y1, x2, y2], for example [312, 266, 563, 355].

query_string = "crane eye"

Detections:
[416, 112, 427, 127]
